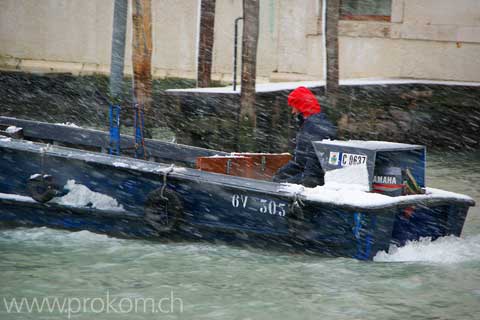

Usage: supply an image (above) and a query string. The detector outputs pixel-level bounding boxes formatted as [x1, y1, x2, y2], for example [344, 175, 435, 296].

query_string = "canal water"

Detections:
[0, 152, 479, 320]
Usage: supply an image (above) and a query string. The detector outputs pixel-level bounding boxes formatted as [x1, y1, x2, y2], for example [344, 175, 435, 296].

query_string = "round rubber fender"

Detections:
[27, 174, 58, 203]
[144, 188, 183, 232]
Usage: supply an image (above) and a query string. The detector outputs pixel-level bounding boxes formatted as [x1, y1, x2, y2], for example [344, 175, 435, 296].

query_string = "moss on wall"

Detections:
[1, 71, 479, 152]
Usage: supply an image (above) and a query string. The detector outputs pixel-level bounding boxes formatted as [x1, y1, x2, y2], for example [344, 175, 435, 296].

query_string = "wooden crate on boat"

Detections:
[196, 156, 255, 178]
[232, 153, 292, 180]
[196, 153, 291, 181]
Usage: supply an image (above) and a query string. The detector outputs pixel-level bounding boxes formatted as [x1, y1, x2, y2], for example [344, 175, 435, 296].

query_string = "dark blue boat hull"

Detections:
[0, 122, 474, 260]
[0, 195, 399, 260]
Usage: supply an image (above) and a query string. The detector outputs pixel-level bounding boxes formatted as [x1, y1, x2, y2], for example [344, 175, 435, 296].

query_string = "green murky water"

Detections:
[0, 152, 479, 320]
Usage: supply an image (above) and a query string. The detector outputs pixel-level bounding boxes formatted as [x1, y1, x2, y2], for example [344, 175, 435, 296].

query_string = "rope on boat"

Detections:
[40, 143, 52, 173]
[160, 164, 175, 201]
[290, 186, 305, 217]
[286, 186, 307, 235]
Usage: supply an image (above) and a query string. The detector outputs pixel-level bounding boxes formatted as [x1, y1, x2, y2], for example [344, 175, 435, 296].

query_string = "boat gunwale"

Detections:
[0, 137, 475, 213]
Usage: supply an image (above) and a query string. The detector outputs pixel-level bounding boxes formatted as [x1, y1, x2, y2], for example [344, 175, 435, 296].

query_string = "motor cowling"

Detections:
[372, 166, 404, 197]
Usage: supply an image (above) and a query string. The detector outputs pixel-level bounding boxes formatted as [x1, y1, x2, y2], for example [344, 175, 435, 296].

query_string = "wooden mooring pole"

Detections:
[131, 0, 153, 157]
[238, 0, 260, 151]
[197, 0, 216, 88]
[132, 0, 153, 113]
[325, 0, 340, 108]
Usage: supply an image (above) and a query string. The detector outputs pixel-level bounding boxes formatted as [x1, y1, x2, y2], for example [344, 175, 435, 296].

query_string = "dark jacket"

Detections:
[274, 112, 336, 187]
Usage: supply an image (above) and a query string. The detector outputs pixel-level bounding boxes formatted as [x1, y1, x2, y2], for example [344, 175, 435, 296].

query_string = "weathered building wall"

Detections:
[0, 0, 201, 77]
[0, 0, 114, 74]
[272, 0, 480, 81]
[1, 0, 480, 82]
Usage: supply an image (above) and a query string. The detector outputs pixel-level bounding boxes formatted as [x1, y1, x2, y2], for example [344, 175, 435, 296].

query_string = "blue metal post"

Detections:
[134, 103, 146, 159]
[109, 104, 121, 155]
[108, 0, 128, 156]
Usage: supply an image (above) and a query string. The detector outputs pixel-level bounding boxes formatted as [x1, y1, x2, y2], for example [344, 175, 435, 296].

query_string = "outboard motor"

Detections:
[372, 166, 404, 197]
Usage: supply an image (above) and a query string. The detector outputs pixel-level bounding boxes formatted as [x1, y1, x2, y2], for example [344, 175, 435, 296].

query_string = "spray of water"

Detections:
[374, 235, 480, 264]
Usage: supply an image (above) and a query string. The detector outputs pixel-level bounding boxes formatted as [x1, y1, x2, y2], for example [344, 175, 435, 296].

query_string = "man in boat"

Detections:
[273, 86, 336, 187]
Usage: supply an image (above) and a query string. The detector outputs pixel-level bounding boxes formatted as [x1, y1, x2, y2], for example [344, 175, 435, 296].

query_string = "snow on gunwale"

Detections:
[0, 193, 35, 203]
[0, 137, 178, 175]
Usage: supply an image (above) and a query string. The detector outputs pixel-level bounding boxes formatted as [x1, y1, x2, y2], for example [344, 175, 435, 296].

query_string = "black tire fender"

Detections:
[27, 174, 59, 203]
[144, 188, 183, 232]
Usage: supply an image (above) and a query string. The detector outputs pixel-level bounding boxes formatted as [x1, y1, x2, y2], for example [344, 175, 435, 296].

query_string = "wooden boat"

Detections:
[0, 116, 475, 260]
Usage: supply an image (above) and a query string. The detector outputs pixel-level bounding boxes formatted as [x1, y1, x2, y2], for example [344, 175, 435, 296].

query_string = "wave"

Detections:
[0, 227, 231, 255]
[374, 235, 480, 264]
[0, 227, 117, 245]
[3, 228, 479, 264]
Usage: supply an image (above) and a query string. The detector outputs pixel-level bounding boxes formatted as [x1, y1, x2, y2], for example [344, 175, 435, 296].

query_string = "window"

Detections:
[341, 0, 392, 21]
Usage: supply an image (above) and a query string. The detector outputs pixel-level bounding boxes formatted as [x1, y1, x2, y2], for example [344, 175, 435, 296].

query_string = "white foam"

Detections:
[374, 235, 480, 264]
[51, 180, 125, 212]
[0, 227, 118, 246]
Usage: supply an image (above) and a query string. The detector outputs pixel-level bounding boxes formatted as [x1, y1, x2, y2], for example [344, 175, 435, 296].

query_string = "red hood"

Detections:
[287, 86, 321, 118]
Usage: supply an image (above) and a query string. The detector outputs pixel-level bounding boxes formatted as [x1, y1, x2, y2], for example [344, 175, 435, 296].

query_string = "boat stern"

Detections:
[391, 199, 475, 247]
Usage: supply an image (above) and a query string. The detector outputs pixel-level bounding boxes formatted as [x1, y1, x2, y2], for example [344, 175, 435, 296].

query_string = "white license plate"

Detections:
[341, 153, 367, 166]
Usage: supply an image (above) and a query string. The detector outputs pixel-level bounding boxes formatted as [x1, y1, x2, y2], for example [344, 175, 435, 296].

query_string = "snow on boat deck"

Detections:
[277, 163, 474, 208]
[167, 78, 480, 94]
[279, 183, 474, 209]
